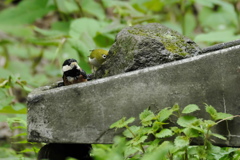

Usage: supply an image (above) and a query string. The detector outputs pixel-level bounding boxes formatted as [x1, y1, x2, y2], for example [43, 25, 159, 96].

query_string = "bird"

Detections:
[88, 49, 108, 71]
[62, 59, 88, 86]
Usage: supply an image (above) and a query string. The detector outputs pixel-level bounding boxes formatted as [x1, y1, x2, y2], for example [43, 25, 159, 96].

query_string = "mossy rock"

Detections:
[95, 23, 202, 78]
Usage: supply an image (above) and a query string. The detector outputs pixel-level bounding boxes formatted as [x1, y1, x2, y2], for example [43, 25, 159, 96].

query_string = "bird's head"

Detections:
[89, 49, 108, 67]
[62, 59, 81, 77]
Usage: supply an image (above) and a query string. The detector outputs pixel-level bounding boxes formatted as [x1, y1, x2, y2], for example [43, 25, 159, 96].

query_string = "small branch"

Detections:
[216, 115, 240, 125]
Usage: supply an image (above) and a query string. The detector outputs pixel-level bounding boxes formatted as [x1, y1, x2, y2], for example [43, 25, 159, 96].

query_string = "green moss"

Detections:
[103, 70, 109, 78]
[128, 27, 191, 56]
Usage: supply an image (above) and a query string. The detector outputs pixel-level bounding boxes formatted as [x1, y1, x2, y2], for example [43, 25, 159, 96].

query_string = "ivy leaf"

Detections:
[174, 136, 189, 148]
[155, 129, 173, 138]
[139, 109, 155, 126]
[110, 117, 135, 129]
[182, 104, 200, 114]
[177, 116, 197, 127]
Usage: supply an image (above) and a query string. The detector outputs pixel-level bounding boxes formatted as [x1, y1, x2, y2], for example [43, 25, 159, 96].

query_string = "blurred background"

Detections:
[0, 0, 239, 159]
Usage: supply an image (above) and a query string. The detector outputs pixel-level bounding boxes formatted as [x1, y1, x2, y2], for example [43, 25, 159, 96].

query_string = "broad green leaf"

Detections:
[205, 105, 233, 121]
[143, 0, 164, 12]
[183, 127, 199, 138]
[69, 18, 100, 38]
[139, 109, 155, 126]
[123, 126, 140, 138]
[157, 108, 173, 122]
[171, 104, 180, 112]
[51, 21, 71, 34]
[205, 105, 217, 120]
[174, 136, 189, 148]
[194, 30, 240, 43]
[131, 135, 148, 146]
[215, 112, 233, 121]
[0, 105, 27, 114]
[155, 129, 173, 138]
[110, 117, 135, 129]
[55, 0, 78, 14]
[33, 27, 67, 37]
[177, 115, 197, 127]
[141, 141, 174, 160]
[12, 103, 26, 111]
[184, 11, 196, 38]
[124, 146, 140, 159]
[145, 139, 161, 153]
[0, 0, 52, 25]
[182, 104, 200, 114]
[82, 0, 106, 20]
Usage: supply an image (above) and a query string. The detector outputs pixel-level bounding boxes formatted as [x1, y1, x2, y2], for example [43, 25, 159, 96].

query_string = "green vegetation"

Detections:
[93, 104, 240, 160]
[0, 0, 239, 159]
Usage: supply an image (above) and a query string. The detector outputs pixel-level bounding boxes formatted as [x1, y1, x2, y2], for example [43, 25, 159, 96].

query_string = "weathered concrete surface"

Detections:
[96, 23, 202, 78]
[27, 44, 240, 146]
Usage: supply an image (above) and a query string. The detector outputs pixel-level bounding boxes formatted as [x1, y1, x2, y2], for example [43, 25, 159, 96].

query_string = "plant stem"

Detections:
[216, 115, 240, 125]
[125, 125, 145, 153]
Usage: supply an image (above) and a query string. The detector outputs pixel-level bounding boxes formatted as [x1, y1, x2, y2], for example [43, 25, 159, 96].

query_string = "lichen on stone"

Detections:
[95, 23, 202, 78]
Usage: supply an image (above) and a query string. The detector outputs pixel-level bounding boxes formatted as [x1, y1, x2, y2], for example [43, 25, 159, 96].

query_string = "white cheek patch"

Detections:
[62, 65, 72, 72]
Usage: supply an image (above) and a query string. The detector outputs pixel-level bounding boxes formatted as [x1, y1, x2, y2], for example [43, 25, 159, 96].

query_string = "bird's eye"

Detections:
[102, 54, 107, 59]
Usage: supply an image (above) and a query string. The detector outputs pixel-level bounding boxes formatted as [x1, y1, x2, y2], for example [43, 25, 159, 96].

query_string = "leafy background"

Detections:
[0, 0, 239, 159]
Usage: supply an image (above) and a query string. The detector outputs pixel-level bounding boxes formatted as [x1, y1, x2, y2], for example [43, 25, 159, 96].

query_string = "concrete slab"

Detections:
[27, 44, 240, 146]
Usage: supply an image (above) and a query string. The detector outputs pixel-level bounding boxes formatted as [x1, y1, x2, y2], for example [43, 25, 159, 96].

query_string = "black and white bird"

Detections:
[62, 59, 88, 86]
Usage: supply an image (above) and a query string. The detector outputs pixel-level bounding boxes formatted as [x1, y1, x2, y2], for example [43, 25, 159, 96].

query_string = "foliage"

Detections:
[0, 0, 239, 159]
[92, 104, 240, 160]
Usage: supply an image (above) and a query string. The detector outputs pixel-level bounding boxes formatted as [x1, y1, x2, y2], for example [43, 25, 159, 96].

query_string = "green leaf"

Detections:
[141, 141, 174, 160]
[110, 117, 135, 129]
[157, 108, 173, 122]
[69, 18, 100, 38]
[0, 105, 27, 114]
[171, 104, 180, 112]
[55, 0, 78, 14]
[205, 105, 233, 121]
[205, 105, 217, 120]
[131, 135, 148, 146]
[145, 139, 161, 153]
[155, 129, 173, 138]
[0, 0, 52, 25]
[123, 126, 140, 138]
[82, 0, 106, 20]
[194, 30, 240, 43]
[215, 112, 233, 121]
[174, 136, 189, 148]
[177, 116, 197, 127]
[184, 11, 197, 38]
[211, 133, 226, 140]
[182, 104, 200, 114]
[139, 109, 155, 126]
[183, 128, 199, 138]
